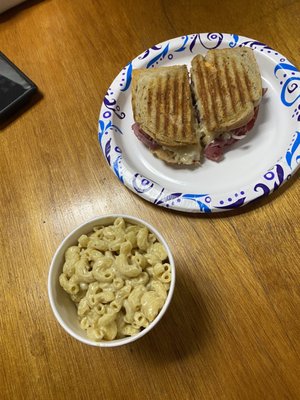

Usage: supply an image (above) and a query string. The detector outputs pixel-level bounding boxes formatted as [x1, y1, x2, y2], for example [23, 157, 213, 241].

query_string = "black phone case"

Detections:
[0, 51, 37, 121]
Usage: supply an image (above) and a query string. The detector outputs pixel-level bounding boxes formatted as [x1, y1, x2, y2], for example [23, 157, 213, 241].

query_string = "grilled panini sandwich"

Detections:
[131, 65, 201, 165]
[191, 47, 262, 161]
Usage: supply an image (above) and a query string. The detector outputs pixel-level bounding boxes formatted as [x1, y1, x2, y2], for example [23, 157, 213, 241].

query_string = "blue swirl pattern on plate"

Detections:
[147, 44, 170, 68]
[286, 132, 300, 168]
[229, 34, 239, 48]
[98, 33, 300, 213]
[120, 62, 133, 92]
[274, 62, 300, 107]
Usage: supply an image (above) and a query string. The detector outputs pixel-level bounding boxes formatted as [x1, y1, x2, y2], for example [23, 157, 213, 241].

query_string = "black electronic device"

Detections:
[0, 51, 37, 121]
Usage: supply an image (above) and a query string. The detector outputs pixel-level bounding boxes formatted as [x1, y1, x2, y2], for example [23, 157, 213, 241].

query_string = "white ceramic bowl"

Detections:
[48, 214, 175, 347]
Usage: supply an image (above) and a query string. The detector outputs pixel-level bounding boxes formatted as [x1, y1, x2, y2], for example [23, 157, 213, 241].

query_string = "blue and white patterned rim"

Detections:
[98, 33, 300, 213]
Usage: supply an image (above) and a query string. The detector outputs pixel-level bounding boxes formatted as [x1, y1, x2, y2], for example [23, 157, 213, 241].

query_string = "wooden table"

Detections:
[1, 1, 299, 399]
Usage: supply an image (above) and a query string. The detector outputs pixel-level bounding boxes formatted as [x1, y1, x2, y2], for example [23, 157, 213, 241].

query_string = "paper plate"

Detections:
[98, 33, 300, 213]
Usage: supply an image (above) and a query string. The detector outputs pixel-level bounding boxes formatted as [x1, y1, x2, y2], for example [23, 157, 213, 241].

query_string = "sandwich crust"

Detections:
[131, 65, 198, 147]
[191, 47, 262, 142]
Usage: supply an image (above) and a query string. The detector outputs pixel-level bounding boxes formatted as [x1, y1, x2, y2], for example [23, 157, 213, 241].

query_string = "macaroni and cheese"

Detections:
[59, 217, 171, 341]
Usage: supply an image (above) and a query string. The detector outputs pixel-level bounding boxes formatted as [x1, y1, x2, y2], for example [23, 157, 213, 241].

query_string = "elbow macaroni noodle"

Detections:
[59, 218, 171, 341]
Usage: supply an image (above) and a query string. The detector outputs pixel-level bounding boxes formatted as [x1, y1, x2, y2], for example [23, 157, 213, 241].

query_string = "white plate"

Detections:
[98, 33, 300, 213]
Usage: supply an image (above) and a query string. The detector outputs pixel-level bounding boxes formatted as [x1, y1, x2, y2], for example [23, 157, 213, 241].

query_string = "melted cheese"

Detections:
[200, 126, 232, 146]
[162, 143, 201, 164]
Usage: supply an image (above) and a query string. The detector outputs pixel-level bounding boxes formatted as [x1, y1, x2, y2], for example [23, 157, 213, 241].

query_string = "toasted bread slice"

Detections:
[191, 47, 262, 144]
[131, 65, 198, 147]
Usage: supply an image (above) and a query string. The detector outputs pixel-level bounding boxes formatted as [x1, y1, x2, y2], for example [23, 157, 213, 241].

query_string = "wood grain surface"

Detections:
[0, 1, 299, 399]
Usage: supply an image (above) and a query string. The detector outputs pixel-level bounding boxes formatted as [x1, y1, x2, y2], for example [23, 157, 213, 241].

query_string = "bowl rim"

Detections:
[48, 214, 175, 347]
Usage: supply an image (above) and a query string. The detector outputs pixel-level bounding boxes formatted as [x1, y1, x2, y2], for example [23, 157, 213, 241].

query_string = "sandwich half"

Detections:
[191, 47, 262, 161]
[131, 65, 201, 165]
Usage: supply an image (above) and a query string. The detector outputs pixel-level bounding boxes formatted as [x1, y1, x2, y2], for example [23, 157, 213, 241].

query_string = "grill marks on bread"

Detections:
[191, 47, 262, 135]
[131, 66, 197, 147]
